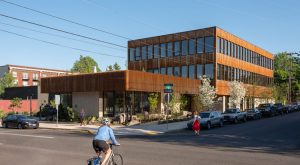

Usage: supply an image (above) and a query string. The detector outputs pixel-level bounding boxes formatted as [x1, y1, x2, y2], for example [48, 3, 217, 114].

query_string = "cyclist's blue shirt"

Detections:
[94, 125, 118, 144]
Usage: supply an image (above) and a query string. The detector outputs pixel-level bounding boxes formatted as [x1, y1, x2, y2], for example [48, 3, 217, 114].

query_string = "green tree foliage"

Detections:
[106, 62, 121, 71]
[274, 52, 300, 102]
[148, 93, 159, 113]
[0, 73, 16, 95]
[9, 97, 22, 112]
[0, 109, 5, 119]
[58, 104, 75, 122]
[71, 55, 101, 73]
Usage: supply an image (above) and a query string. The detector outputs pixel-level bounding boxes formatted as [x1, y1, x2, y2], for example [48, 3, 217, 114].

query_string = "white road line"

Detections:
[0, 132, 54, 139]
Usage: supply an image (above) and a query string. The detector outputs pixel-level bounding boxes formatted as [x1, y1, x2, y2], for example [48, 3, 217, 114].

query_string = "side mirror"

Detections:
[210, 115, 214, 118]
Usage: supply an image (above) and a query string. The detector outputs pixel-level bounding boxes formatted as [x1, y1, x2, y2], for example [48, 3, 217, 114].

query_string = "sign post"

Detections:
[164, 84, 173, 132]
[55, 95, 60, 127]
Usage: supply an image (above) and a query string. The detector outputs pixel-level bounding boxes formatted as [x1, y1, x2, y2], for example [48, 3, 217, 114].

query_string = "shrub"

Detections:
[58, 104, 75, 122]
[0, 109, 5, 119]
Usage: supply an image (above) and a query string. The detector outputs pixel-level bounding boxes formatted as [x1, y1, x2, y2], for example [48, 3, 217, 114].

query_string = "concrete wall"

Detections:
[72, 92, 100, 117]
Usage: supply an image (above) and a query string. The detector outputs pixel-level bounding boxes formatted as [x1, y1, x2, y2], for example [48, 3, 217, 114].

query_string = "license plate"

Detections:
[30, 124, 36, 126]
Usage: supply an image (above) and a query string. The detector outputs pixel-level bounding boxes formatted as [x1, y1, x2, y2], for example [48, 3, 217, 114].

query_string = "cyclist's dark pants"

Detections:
[93, 140, 109, 153]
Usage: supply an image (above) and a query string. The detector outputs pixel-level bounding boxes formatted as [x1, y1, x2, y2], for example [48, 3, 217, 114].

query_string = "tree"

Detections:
[197, 76, 217, 110]
[9, 97, 22, 112]
[0, 72, 16, 95]
[106, 62, 121, 71]
[148, 93, 159, 114]
[71, 55, 101, 73]
[228, 81, 246, 109]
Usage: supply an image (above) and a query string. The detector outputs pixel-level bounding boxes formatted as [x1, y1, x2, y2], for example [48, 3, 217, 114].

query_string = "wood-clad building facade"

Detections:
[41, 26, 274, 117]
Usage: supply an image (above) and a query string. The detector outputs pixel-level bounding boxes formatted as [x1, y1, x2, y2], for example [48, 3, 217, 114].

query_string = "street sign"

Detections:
[54, 95, 60, 127]
[164, 89, 173, 93]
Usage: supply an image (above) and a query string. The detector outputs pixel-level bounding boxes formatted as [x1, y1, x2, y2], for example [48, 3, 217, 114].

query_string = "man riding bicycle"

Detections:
[93, 118, 120, 165]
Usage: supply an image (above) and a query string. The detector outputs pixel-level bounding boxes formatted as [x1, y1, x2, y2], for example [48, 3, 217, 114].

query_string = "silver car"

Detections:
[187, 111, 224, 129]
[246, 108, 262, 120]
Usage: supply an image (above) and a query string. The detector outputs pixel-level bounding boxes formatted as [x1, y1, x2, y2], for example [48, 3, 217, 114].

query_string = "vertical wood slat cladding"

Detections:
[216, 80, 272, 96]
[41, 70, 201, 95]
[126, 70, 200, 94]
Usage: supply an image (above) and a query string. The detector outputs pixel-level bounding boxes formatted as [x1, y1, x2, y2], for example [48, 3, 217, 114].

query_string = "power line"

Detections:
[0, 13, 127, 49]
[0, 28, 125, 59]
[0, 0, 131, 40]
[0, 21, 124, 52]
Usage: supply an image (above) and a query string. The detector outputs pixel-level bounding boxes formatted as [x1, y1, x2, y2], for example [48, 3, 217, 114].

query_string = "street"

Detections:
[0, 112, 300, 165]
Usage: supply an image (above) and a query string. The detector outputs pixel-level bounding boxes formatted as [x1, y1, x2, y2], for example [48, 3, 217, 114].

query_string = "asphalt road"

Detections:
[0, 112, 300, 165]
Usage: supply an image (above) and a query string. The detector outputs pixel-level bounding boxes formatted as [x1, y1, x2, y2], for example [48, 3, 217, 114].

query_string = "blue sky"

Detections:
[0, 0, 299, 71]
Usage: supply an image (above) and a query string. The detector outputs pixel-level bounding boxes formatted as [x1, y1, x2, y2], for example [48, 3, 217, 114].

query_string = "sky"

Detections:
[0, 0, 299, 71]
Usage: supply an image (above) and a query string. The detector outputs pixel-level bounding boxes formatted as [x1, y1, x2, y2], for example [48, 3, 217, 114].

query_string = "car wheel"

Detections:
[219, 120, 223, 127]
[243, 116, 247, 122]
[17, 123, 23, 129]
[207, 122, 211, 129]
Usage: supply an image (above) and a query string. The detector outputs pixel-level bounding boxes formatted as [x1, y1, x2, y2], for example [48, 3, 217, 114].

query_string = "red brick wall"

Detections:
[0, 100, 38, 113]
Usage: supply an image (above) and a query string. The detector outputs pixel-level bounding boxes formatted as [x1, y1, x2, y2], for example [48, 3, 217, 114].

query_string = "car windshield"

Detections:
[246, 109, 255, 112]
[17, 115, 27, 119]
[258, 104, 270, 108]
[274, 103, 282, 107]
[199, 113, 210, 118]
[225, 109, 237, 113]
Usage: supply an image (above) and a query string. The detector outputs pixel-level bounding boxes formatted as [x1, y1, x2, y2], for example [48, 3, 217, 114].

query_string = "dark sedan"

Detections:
[246, 108, 262, 120]
[2, 115, 39, 129]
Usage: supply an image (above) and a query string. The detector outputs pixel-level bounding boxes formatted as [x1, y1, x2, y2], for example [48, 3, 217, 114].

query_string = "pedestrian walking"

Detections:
[80, 108, 86, 126]
[192, 111, 201, 136]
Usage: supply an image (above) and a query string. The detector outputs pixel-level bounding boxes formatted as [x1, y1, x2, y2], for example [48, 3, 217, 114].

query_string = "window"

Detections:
[181, 40, 188, 55]
[153, 69, 159, 74]
[129, 48, 135, 61]
[167, 42, 173, 57]
[135, 47, 140, 61]
[42, 74, 47, 78]
[233, 44, 236, 58]
[160, 43, 166, 58]
[216, 37, 221, 53]
[189, 39, 195, 55]
[174, 41, 180, 56]
[181, 66, 188, 78]
[205, 64, 214, 79]
[33, 73, 39, 80]
[220, 38, 224, 54]
[228, 41, 231, 56]
[174, 66, 180, 77]
[224, 40, 228, 55]
[154, 44, 160, 58]
[197, 37, 204, 53]
[196, 64, 203, 79]
[147, 45, 153, 59]
[224, 66, 228, 80]
[22, 81, 28, 86]
[33, 82, 38, 86]
[188, 65, 195, 79]
[160, 67, 166, 75]
[205, 36, 214, 53]
[217, 64, 221, 80]
[13, 79, 18, 85]
[142, 46, 147, 60]
[12, 71, 17, 78]
[167, 67, 173, 76]
[22, 73, 29, 79]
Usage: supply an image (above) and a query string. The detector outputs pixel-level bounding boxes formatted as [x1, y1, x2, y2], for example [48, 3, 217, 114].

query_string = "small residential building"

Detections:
[0, 64, 69, 87]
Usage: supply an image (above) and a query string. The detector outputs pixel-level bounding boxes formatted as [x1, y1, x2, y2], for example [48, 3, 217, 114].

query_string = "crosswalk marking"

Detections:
[0, 132, 54, 139]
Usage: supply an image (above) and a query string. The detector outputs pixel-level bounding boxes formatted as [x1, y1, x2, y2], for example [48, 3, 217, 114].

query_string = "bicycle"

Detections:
[88, 144, 123, 165]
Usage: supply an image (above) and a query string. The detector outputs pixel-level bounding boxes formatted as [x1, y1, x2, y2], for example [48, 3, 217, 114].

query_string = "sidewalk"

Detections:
[39, 120, 189, 136]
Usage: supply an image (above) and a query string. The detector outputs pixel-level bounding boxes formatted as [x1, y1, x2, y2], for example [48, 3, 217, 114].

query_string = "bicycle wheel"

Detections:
[112, 154, 123, 165]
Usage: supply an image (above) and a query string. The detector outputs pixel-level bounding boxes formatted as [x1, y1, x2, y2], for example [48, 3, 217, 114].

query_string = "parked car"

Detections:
[273, 103, 285, 115]
[290, 102, 300, 112]
[2, 115, 39, 129]
[246, 108, 262, 120]
[187, 111, 224, 129]
[257, 103, 276, 117]
[222, 108, 247, 124]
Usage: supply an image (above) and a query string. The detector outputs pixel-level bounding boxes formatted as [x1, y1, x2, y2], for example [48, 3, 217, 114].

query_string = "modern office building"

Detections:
[41, 27, 274, 118]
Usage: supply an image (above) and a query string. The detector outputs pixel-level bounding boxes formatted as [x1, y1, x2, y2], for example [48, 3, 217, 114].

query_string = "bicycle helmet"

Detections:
[102, 118, 110, 125]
